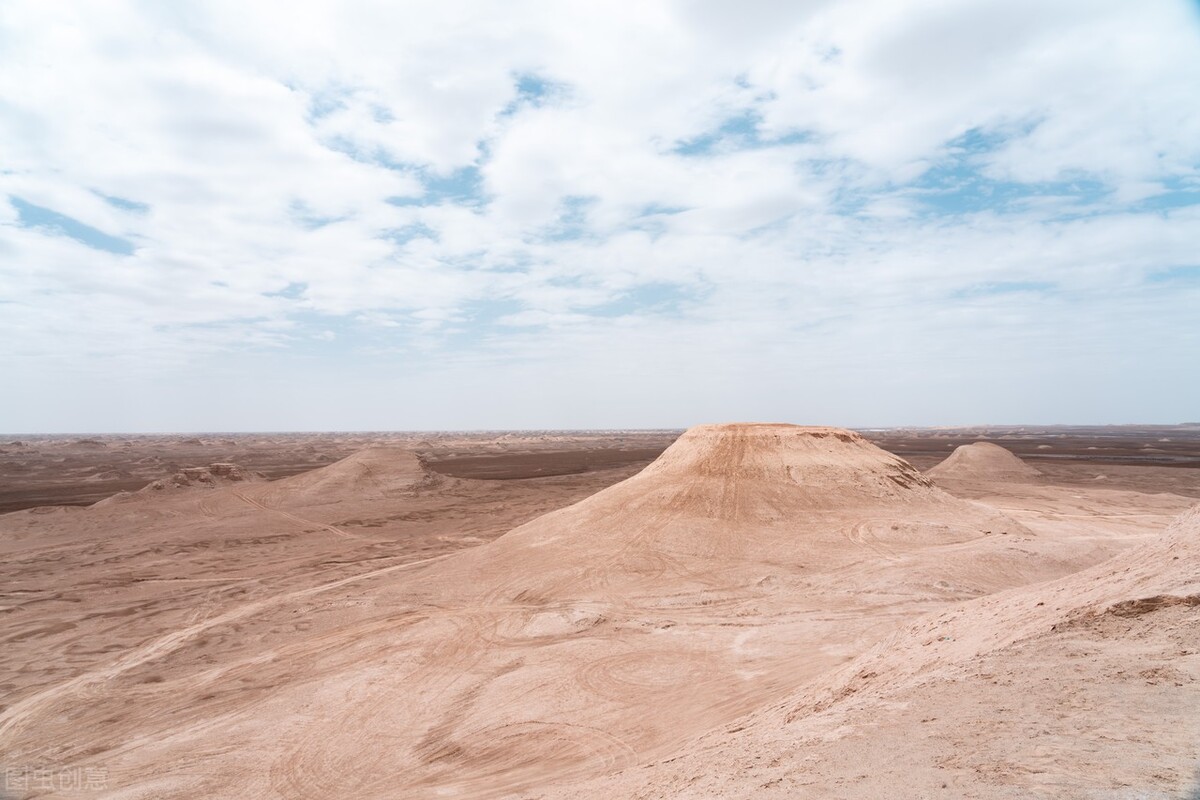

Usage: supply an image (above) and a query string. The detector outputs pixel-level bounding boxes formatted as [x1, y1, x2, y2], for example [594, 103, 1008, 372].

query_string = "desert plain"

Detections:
[1, 423, 1198, 798]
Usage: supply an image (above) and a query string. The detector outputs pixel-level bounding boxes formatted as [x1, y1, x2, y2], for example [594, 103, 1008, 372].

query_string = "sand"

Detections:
[547, 507, 1200, 798]
[1, 424, 1198, 798]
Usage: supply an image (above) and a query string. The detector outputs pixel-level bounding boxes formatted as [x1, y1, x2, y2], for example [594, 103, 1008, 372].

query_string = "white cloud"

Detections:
[0, 0, 1198, 430]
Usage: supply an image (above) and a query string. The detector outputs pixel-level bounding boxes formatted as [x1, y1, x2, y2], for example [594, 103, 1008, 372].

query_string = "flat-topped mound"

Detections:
[927, 441, 1041, 482]
[639, 423, 939, 509]
[423, 422, 1031, 605]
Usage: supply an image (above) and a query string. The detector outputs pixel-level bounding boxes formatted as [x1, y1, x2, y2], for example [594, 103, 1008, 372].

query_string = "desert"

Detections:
[1, 424, 1198, 797]
[4, 2, 1200, 797]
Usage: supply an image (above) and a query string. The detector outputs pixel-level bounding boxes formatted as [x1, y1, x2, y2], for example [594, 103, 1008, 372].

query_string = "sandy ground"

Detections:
[1, 425, 1198, 798]
[547, 505, 1200, 799]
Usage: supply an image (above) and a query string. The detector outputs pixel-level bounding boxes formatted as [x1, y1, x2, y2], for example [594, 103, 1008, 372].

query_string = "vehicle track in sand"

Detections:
[272, 717, 640, 800]
[0, 549, 456, 746]
[574, 649, 721, 702]
[196, 494, 220, 519]
[994, 508, 1178, 519]
[842, 519, 903, 561]
[398, 720, 640, 800]
[263, 606, 638, 800]
[233, 489, 378, 543]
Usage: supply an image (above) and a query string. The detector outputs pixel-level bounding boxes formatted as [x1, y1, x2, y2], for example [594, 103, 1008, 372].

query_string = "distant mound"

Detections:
[926, 441, 1041, 482]
[151, 463, 258, 491]
[262, 447, 441, 506]
[95, 449, 442, 511]
[93, 463, 261, 506]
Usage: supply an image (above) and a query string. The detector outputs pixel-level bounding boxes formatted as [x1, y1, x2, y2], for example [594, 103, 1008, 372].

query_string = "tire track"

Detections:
[397, 720, 639, 799]
[0, 550, 455, 746]
[233, 489, 376, 543]
[994, 508, 1177, 519]
[843, 519, 902, 561]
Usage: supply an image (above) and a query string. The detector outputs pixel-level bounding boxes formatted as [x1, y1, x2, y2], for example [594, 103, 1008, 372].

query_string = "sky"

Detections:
[1, 1, 1199, 432]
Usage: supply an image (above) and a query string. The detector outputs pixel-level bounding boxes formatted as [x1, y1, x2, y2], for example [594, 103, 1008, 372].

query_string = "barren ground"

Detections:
[1, 425, 1198, 798]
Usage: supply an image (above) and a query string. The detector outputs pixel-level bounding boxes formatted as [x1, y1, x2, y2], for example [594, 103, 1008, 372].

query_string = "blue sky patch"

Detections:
[422, 166, 485, 205]
[94, 191, 149, 214]
[536, 195, 597, 242]
[902, 125, 1126, 219]
[631, 204, 691, 239]
[1130, 176, 1200, 213]
[288, 200, 348, 230]
[674, 109, 809, 156]
[500, 73, 570, 117]
[583, 282, 699, 318]
[912, 140, 1108, 217]
[1145, 265, 1200, 284]
[903, 127, 1111, 217]
[10, 196, 135, 255]
[638, 203, 689, 217]
[387, 165, 487, 208]
[952, 280, 1057, 299]
[265, 282, 308, 299]
[305, 87, 350, 122]
[439, 297, 527, 346]
[371, 103, 394, 124]
[382, 222, 438, 245]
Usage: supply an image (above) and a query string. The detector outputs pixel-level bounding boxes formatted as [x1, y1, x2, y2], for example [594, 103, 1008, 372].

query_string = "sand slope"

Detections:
[549, 502, 1200, 798]
[0, 444, 650, 790]
[928, 441, 1042, 482]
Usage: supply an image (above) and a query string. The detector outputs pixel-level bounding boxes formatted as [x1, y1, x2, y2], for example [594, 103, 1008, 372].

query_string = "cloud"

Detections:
[0, 0, 1198, 430]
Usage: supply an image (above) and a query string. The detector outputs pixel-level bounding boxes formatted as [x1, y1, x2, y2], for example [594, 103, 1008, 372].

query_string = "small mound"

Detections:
[150, 463, 258, 491]
[267, 447, 440, 505]
[926, 441, 1040, 482]
[94, 463, 262, 505]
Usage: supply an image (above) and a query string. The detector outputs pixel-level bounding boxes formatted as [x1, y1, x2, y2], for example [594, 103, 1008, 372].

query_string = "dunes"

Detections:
[1, 424, 1197, 798]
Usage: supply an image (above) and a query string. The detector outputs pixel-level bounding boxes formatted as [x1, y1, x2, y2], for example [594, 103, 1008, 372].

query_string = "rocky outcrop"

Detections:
[146, 463, 256, 492]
